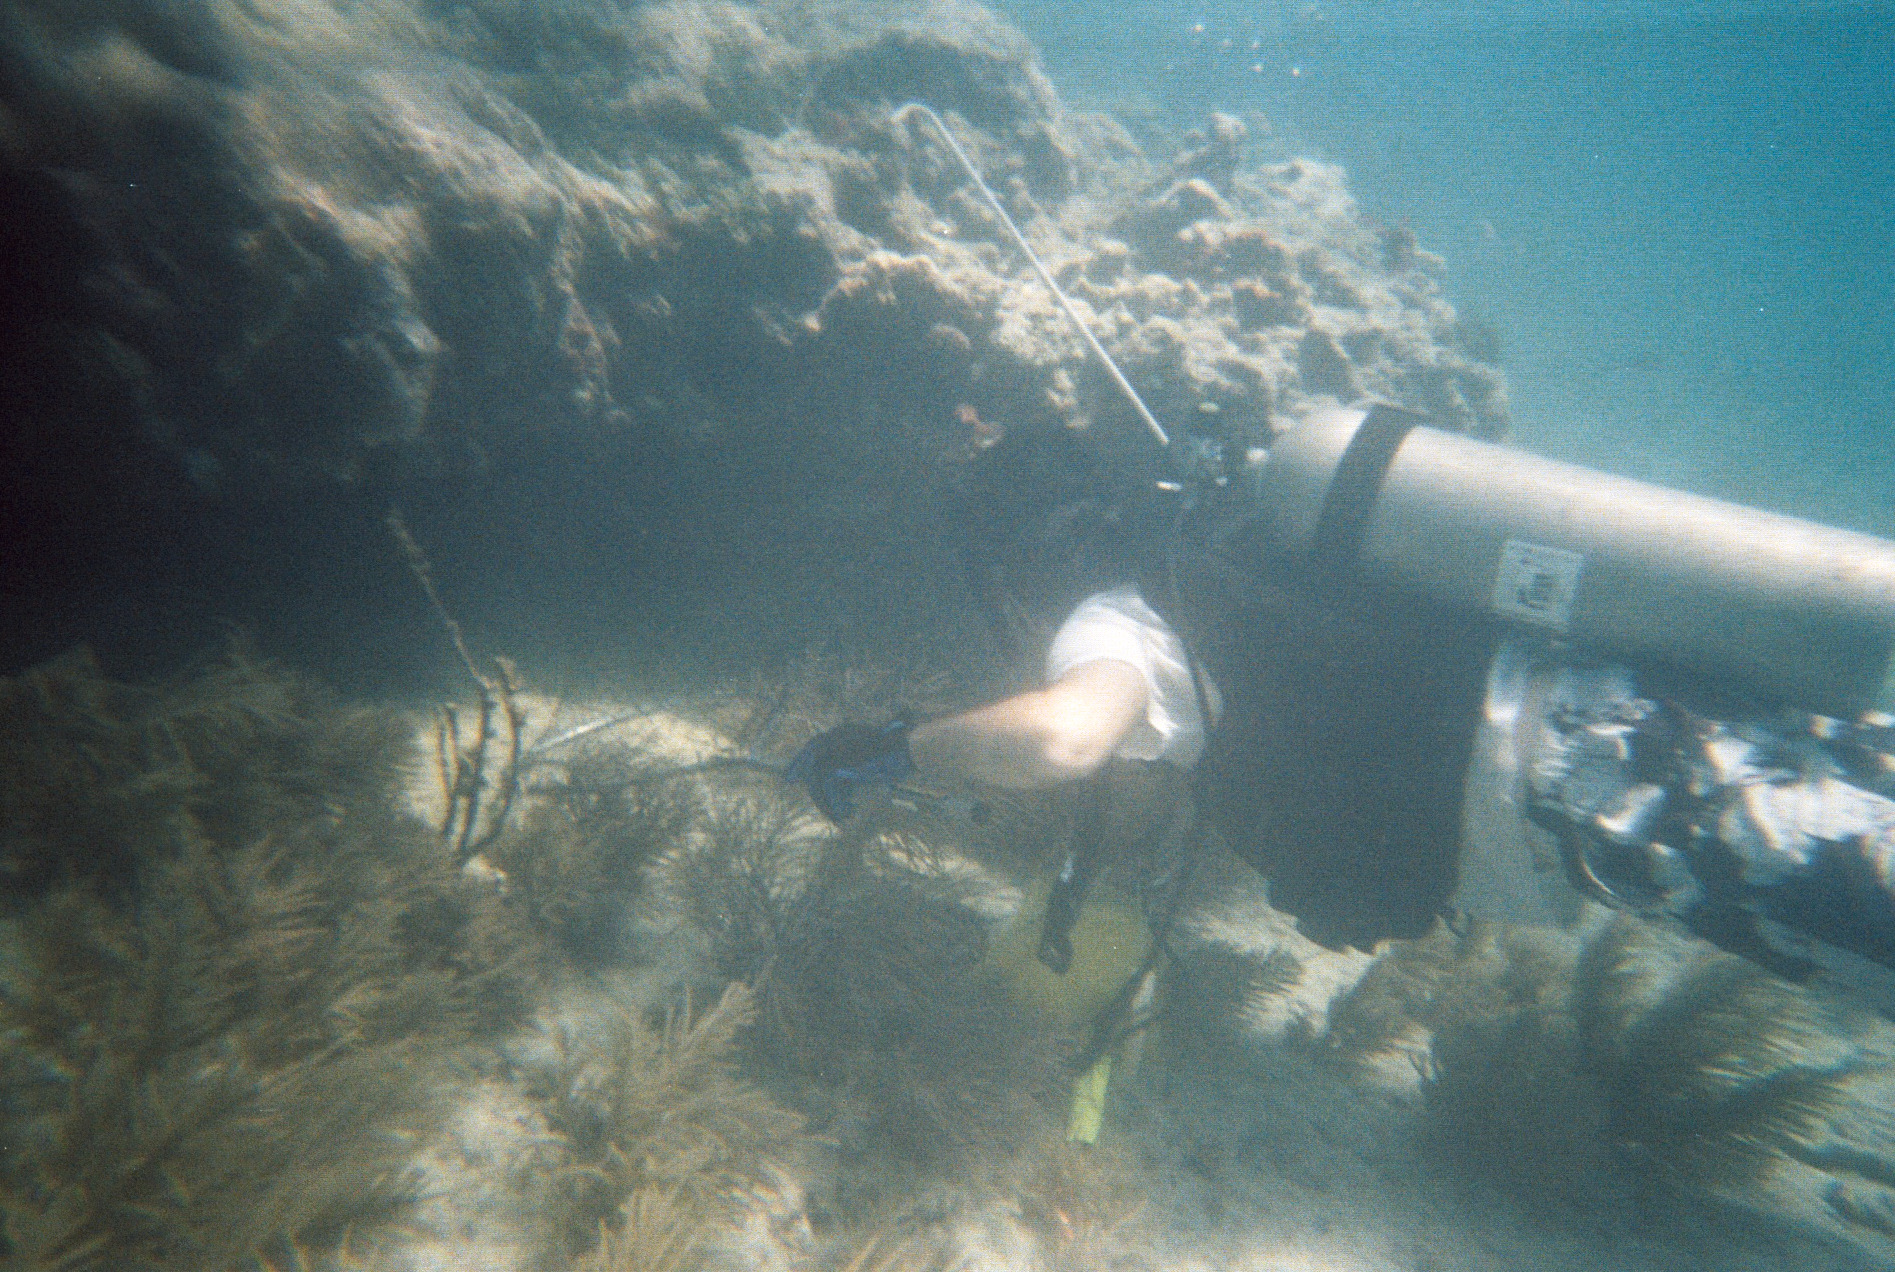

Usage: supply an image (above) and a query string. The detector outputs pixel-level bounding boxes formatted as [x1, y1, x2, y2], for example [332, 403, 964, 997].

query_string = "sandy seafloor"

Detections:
[353, 686, 1895, 1272]
[4, 2, 1895, 1271]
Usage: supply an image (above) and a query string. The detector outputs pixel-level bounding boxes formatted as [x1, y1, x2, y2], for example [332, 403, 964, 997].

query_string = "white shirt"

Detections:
[1046, 586, 1219, 768]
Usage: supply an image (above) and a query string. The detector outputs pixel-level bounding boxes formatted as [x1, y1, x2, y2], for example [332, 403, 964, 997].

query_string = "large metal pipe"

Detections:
[1253, 403, 1895, 719]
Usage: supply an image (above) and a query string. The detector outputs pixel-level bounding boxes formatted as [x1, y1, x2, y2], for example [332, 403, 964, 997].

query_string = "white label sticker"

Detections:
[1492, 539, 1584, 630]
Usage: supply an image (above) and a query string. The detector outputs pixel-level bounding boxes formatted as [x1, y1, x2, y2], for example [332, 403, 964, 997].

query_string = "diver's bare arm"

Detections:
[908, 659, 1149, 790]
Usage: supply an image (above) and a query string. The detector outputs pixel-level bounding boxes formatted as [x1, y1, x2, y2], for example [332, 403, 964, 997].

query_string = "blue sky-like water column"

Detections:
[1003, 0, 1895, 535]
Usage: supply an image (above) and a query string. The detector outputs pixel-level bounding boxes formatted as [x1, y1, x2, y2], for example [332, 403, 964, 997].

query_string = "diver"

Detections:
[861, 98, 1895, 987]
[788, 420, 1224, 1141]
[788, 420, 1210, 865]
[789, 400, 1895, 999]
[787, 422, 1217, 981]
[781, 411, 1501, 1141]
[787, 413, 1491, 958]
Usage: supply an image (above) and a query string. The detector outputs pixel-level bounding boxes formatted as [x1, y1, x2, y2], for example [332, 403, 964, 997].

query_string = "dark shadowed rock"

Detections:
[0, 0, 1506, 677]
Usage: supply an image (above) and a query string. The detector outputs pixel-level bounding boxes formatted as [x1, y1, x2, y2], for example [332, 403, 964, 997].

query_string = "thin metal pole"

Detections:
[894, 101, 1171, 451]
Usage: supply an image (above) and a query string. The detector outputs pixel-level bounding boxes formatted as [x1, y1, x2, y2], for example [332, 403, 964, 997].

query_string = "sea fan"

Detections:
[1573, 915, 1858, 1187]
[536, 982, 806, 1261]
[0, 649, 543, 1270]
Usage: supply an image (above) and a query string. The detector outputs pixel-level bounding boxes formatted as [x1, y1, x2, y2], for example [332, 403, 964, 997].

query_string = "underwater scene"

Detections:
[3, 2, 1894, 1270]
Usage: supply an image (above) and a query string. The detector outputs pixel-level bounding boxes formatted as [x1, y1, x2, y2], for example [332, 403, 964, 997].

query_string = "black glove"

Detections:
[786, 718, 916, 821]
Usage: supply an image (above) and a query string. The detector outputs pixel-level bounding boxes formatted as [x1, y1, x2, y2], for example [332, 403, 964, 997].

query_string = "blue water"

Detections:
[1005, 1, 1895, 535]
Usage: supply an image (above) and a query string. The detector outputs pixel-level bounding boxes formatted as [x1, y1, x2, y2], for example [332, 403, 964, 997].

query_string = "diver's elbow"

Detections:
[1039, 727, 1115, 783]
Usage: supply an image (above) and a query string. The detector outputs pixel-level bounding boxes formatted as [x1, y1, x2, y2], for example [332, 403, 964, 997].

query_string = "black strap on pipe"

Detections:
[1305, 403, 1425, 580]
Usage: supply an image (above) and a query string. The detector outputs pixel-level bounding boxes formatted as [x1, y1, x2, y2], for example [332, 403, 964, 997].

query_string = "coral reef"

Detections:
[1, 0, 1506, 683]
[492, 746, 696, 967]
[0, 635, 1158, 1268]
[1326, 917, 1617, 1202]
[13, 4, 1895, 1268]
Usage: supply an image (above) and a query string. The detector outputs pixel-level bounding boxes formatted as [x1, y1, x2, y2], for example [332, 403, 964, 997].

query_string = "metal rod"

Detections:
[893, 101, 1170, 451]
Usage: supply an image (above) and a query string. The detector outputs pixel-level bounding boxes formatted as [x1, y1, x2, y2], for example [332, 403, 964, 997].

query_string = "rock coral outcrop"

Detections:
[1, 0, 1503, 662]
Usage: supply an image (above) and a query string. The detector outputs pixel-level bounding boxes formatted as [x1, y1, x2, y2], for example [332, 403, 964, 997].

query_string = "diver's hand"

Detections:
[786, 719, 916, 821]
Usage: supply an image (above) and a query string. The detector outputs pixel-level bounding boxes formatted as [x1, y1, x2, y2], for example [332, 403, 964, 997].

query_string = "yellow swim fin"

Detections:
[1068, 1055, 1113, 1144]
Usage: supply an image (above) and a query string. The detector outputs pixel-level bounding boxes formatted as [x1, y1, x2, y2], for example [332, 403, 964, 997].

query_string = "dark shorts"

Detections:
[1193, 583, 1495, 951]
